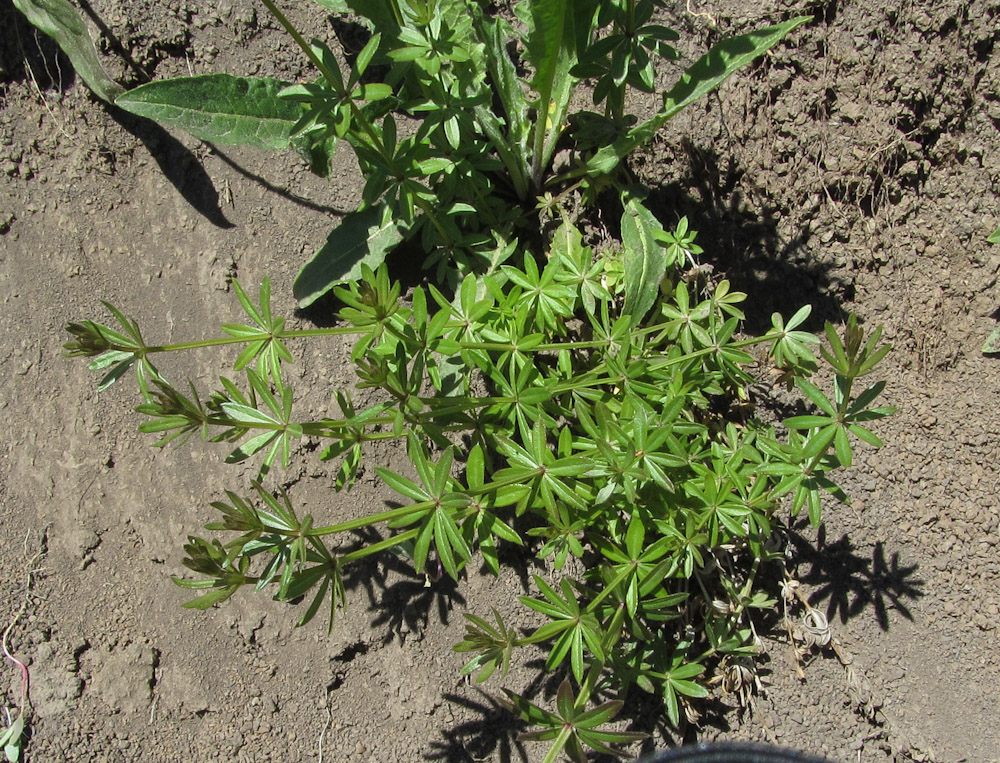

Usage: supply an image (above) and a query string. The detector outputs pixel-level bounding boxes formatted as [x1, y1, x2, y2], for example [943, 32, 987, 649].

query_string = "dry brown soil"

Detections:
[1, 0, 999, 761]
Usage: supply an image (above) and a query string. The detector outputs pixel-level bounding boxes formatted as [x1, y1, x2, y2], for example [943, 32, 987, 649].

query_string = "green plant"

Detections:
[66, 212, 894, 759]
[95, 0, 808, 304]
[985, 226, 1000, 354]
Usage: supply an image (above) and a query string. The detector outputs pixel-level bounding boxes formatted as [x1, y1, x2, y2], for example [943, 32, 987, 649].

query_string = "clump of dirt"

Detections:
[1, 0, 999, 761]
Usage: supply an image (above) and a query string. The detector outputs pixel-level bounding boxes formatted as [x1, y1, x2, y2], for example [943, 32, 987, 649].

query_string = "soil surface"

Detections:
[2, 0, 999, 761]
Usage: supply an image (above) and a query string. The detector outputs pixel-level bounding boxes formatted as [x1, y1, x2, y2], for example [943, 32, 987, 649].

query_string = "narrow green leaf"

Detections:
[783, 415, 832, 430]
[294, 204, 406, 307]
[375, 467, 428, 503]
[180, 584, 240, 609]
[823, 321, 849, 371]
[802, 424, 837, 459]
[221, 402, 279, 426]
[413, 515, 434, 572]
[556, 678, 575, 719]
[848, 423, 884, 448]
[796, 378, 837, 416]
[96, 358, 136, 391]
[354, 33, 381, 79]
[848, 380, 887, 413]
[858, 342, 892, 375]
[785, 303, 812, 330]
[833, 425, 852, 468]
[625, 514, 645, 559]
[807, 485, 822, 526]
[670, 677, 710, 699]
[225, 430, 279, 463]
[661, 17, 811, 122]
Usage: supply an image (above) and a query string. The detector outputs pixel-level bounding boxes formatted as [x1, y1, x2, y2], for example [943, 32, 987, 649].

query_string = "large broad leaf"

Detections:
[293, 203, 406, 307]
[471, 12, 531, 198]
[523, 0, 599, 188]
[479, 14, 528, 146]
[583, 16, 811, 176]
[116, 74, 307, 151]
[12, 0, 125, 103]
[621, 198, 665, 324]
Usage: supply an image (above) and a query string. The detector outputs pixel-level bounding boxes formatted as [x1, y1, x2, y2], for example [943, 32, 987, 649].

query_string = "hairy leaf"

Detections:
[523, 0, 599, 187]
[621, 198, 665, 323]
[293, 203, 407, 307]
[116, 74, 306, 151]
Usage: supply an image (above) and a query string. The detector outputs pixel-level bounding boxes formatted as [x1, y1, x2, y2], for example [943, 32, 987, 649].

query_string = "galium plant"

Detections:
[66, 211, 894, 760]
[18, 0, 809, 304]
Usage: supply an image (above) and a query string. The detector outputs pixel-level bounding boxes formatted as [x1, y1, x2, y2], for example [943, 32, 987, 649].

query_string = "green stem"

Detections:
[584, 565, 634, 613]
[797, 374, 856, 476]
[835, 374, 854, 417]
[414, 194, 455, 246]
[574, 658, 606, 711]
[604, 0, 634, 126]
[259, 0, 339, 86]
[340, 528, 419, 563]
[541, 726, 575, 763]
[139, 326, 364, 355]
[347, 101, 393, 162]
[311, 501, 435, 536]
[300, 423, 398, 439]
[386, 0, 404, 26]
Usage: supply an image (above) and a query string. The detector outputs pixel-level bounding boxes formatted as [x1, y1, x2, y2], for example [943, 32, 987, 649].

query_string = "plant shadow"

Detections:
[1, 0, 70, 89]
[336, 525, 468, 636]
[2, 0, 343, 230]
[425, 688, 529, 763]
[787, 523, 925, 630]
[106, 107, 237, 229]
[105, 110, 349, 229]
[641, 138, 852, 334]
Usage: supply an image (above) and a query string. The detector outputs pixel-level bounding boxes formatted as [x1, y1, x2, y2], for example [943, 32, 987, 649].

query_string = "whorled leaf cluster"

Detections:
[66, 211, 893, 760]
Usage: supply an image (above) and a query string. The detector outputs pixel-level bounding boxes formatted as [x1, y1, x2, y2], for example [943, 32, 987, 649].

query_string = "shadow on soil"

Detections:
[2, 0, 343, 230]
[335, 529, 468, 636]
[1, 0, 68, 90]
[643, 138, 854, 334]
[107, 108, 237, 229]
[427, 688, 530, 763]
[788, 523, 925, 630]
